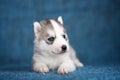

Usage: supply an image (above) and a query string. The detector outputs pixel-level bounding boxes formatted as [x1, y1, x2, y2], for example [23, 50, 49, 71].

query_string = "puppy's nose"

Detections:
[61, 45, 67, 52]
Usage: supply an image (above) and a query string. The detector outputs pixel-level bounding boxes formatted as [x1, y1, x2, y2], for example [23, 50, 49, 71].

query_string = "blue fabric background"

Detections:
[0, 0, 120, 79]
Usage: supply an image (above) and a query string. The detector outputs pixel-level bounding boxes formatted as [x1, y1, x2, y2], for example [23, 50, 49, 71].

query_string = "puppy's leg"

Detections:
[70, 47, 83, 67]
[32, 62, 49, 73]
[72, 57, 83, 67]
[57, 60, 76, 74]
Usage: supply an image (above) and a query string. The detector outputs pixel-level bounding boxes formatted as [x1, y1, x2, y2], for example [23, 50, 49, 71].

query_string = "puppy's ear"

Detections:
[33, 21, 41, 36]
[57, 16, 63, 24]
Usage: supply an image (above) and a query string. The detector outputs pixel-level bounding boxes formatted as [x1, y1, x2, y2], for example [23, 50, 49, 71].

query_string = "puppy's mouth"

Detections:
[51, 51, 66, 55]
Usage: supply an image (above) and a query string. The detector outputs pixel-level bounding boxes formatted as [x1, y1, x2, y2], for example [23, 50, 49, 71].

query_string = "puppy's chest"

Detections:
[43, 56, 64, 69]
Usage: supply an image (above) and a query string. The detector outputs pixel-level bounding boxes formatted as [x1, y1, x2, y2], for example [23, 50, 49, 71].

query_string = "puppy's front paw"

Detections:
[57, 64, 75, 74]
[39, 65, 49, 73]
[33, 64, 49, 73]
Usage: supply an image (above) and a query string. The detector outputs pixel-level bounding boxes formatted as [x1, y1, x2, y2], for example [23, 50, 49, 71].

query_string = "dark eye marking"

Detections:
[46, 36, 55, 44]
[62, 34, 67, 41]
[62, 35, 66, 39]
[48, 37, 55, 42]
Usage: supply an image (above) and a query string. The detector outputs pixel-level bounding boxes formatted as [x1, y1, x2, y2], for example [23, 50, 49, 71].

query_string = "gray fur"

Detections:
[32, 17, 83, 74]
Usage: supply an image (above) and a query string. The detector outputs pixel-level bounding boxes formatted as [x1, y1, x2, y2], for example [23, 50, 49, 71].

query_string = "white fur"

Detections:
[58, 16, 63, 24]
[32, 17, 83, 74]
[47, 30, 55, 37]
[33, 21, 41, 37]
[50, 20, 69, 53]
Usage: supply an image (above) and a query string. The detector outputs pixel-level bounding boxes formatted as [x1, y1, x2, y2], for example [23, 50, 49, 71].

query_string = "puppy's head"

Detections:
[34, 16, 69, 55]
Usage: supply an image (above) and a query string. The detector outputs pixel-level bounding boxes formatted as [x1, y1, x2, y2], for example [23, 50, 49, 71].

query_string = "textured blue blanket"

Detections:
[0, 65, 120, 80]
[0, 0, 120, 80]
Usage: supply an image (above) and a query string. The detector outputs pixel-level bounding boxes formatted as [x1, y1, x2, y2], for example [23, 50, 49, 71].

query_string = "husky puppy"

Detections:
[32, 16, 83, 74]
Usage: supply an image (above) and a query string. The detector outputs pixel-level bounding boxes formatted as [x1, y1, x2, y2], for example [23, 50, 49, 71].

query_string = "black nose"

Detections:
[61, 45, 67, 52]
